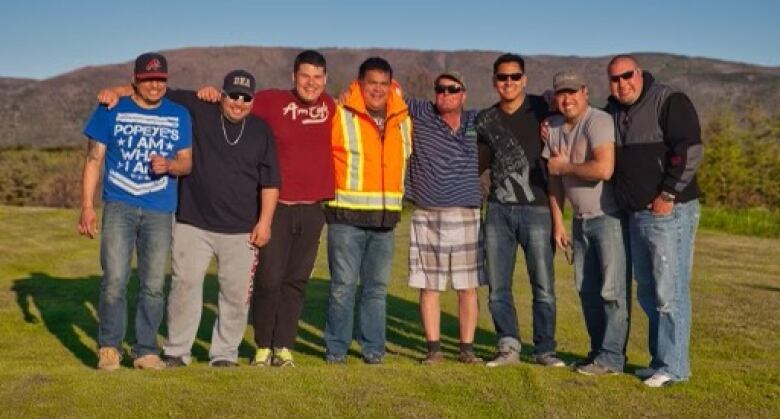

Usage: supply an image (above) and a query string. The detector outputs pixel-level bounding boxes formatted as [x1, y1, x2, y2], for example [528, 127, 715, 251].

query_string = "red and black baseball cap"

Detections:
[134, 52, 168, 81]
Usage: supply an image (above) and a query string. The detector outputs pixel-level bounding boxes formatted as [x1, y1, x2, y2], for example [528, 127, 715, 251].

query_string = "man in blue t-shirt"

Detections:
[79, 52, 192, 371]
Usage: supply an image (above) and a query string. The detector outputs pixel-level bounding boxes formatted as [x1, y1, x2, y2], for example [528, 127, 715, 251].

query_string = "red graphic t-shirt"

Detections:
[251, 89, 335, 202]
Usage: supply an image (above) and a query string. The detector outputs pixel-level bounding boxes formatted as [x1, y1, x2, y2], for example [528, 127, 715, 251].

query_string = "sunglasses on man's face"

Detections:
[494, 72, 523, 82]
[609, 69, 637, 83]
[225, 92, 253, 102]
[435, 84, 464, 94]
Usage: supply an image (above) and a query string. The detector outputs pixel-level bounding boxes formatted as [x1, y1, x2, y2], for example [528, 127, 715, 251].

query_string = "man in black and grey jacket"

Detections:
[605, 54, 702, 388]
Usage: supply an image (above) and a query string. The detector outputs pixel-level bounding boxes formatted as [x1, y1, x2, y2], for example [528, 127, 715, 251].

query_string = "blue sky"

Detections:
[2, 0, 778, 79]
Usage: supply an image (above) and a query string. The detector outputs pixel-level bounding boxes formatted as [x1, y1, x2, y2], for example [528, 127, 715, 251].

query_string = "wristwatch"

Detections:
[659, 191, 676, 202]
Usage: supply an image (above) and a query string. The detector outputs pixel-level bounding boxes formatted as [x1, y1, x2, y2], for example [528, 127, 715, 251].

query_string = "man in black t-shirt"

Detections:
[476, 54, 564, 368]
[98, 70, 281, 368]
[163, 70, 281, 368]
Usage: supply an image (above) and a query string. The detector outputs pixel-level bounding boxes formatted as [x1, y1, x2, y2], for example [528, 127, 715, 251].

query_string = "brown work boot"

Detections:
[420, 351, 445, 365]
[457, 351, 484, 364]
[97, 347, 122, 371]
[133, 354, 165, 370]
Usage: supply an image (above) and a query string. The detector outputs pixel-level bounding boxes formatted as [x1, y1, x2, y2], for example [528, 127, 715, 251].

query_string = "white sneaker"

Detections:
[486, 350, 520, 367]
[634, 367, 656, 380]
[644, 372, 674, 388]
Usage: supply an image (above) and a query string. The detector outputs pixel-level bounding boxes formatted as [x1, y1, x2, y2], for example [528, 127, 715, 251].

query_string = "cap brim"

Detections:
[436, 74, 465, 88]
[554, 84, 583, 93]
[223, 87, 254, 98]
[135, 72, 168, 80]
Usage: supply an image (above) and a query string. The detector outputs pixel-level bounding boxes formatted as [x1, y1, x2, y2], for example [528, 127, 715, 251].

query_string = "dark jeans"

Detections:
[484, 201, 557, 355]
[252, 203, 325, 349]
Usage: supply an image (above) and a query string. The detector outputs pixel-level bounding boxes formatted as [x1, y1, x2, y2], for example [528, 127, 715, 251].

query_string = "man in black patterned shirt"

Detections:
[476, 53, 564, 368]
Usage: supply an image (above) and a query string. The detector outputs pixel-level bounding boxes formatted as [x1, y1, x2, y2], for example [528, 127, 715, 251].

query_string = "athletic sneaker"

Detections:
[457, 351, 484, 364]
[251, 348, 272, 367]
[535, 354, 566, 368]
[133, 354, 165, 370]
[576, 361, 620, 376]
[644, 372, 674, 388]
[634, 367, 656, 380]
[363, 353, 384, 365]
[325, 354, 347, 365]
[486, 350, 520, 367]
[420, 351, 444, 365]
[273, 348, 295, 367]
[97, 347, 121, 371]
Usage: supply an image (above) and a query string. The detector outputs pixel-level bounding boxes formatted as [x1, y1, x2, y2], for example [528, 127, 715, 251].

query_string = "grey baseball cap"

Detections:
[553, 71, 586, 93]
[435, 71, 466, 89]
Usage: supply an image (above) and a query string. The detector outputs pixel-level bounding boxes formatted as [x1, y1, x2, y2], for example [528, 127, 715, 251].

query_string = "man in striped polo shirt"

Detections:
[404, 72, 484, 364]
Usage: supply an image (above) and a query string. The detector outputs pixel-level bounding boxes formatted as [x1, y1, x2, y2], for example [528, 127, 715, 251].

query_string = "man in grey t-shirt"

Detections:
[545, 71, 631, 376]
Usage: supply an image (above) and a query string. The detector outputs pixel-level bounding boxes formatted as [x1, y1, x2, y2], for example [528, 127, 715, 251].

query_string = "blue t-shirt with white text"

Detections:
[83, 96, 192, 213]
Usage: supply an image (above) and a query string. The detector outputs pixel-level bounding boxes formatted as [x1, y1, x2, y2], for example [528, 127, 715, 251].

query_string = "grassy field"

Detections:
[0, 205, 778, 418]
[699, 206, 780, 238]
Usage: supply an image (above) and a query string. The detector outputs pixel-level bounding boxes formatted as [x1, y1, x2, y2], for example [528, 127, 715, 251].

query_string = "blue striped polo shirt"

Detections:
[404, 98, 482, 208]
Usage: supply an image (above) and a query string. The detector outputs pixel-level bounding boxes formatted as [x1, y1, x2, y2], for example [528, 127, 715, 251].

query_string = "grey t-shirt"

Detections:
[543, 107, 618, 219]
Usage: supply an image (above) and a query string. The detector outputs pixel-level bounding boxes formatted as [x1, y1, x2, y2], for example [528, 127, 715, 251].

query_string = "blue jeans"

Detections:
[573, 212, 631, 370]
[324, 223, 394, 357]
[484, 201, 557, 355]
[630, 200, 700, 381]
[98, 201, 172, 357]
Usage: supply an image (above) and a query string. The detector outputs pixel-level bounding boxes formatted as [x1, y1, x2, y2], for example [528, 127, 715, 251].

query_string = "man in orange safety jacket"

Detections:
[323, 57, 412, 365]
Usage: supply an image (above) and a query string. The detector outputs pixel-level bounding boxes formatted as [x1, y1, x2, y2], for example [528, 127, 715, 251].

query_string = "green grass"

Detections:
[700, 206, 780, 238]
[0, 205, 778, 418]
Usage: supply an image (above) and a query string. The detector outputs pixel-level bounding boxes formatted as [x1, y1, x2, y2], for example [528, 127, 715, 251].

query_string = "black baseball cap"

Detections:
[222, 69, 256, 98]
[134, 52, 168, 81]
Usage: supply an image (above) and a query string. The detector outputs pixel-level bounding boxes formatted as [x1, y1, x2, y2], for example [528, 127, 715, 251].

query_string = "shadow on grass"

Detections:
[739, 282, 780, 293]
[12, 271, 254, 367]
[296, 278, 599, 366]
[297, 277, 497, 361]
[13, 272, 602, 367]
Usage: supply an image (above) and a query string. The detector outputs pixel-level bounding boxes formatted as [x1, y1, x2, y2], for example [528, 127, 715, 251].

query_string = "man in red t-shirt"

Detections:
[248, 50, 335, 367]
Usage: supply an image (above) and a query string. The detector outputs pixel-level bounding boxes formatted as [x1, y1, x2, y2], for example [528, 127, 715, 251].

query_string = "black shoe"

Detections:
[535, 354, 566, 367]
[161, 354, 187, 368]
[210, 360, 238, 368]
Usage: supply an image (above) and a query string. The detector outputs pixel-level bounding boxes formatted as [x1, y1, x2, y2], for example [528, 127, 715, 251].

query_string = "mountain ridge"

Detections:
[2, 46, 779, 147]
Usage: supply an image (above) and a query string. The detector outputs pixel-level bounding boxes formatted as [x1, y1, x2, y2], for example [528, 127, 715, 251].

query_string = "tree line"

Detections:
[1, 108, 778, 211]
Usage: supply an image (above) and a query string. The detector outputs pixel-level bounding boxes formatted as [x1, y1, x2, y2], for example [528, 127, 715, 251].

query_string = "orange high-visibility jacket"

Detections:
[325, 80, 412, 228]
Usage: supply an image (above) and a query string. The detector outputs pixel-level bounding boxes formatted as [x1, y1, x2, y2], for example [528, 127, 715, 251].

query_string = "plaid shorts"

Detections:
[407, 207, 485, 290]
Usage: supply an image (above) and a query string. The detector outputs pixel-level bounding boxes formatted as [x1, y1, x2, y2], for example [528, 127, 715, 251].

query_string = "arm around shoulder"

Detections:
[97, 84, 133, 109]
